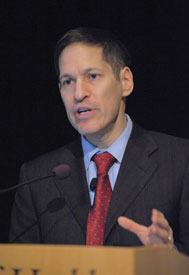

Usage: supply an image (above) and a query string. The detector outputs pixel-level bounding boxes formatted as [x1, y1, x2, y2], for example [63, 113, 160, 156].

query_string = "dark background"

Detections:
[1, 0, 189, 242]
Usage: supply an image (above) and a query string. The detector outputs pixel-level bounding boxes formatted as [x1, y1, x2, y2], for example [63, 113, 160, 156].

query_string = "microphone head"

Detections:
[52, 164, 71, 180]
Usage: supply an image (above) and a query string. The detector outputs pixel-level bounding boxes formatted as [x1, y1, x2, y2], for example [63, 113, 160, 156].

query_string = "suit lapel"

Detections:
[105, 123, 158, 241]
[54, 138, 91, 238]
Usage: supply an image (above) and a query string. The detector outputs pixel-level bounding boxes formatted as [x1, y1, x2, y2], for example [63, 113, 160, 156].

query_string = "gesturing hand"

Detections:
[118, 209, 174, 247]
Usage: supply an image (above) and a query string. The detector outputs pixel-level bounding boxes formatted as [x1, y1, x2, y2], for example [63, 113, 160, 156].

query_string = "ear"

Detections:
[119, 67, 134, 97]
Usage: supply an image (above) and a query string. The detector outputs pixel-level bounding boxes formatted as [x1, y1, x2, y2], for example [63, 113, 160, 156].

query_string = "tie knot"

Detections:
[92, 152, 115, 175]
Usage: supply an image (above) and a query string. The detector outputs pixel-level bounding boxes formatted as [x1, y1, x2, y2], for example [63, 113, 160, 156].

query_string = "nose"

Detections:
[74, 79, 89, 102]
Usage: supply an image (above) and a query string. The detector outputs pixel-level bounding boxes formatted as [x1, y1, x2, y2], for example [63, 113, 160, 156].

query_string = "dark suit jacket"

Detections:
[9, 123, 189, 255]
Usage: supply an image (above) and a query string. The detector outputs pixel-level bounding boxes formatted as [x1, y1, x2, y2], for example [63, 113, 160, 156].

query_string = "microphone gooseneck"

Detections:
[0, 164, 71, 194]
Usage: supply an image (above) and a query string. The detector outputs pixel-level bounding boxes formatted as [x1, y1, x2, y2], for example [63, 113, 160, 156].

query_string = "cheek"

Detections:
[61, 93, 72, 112]
[103, 93, 122, 113]
[60, 94, 75, 123]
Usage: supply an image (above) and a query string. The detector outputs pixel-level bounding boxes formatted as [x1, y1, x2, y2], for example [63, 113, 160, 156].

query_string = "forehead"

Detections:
[58, 42, 110, 72]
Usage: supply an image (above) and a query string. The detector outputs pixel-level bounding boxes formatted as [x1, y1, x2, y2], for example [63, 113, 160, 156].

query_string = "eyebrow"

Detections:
[59, 74, 74, 82]
[81, 67, 103, 74]
[59, 67, 103, 82]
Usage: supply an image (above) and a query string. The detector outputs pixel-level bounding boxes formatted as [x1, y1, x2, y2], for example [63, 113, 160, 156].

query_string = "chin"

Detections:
[77, 129, 96, 136]
[76, 126, 100, 137]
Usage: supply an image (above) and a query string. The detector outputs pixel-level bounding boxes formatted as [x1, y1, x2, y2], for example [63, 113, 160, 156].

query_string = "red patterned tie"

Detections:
[86, 152, 115, 246]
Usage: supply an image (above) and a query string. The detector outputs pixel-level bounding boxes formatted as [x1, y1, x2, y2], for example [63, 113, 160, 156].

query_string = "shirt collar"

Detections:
[81, 114, 133, 170]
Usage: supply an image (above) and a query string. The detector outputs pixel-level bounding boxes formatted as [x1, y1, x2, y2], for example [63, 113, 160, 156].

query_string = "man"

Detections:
[9, 28, 189, 255]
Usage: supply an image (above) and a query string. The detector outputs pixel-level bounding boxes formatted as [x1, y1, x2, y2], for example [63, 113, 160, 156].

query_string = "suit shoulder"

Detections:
[132, 122, 189, 147]
[131, 123, 189, 158]
[148, 130, 189, 149]
[21, 138, 82, 179]
[144, 129, 189, 164]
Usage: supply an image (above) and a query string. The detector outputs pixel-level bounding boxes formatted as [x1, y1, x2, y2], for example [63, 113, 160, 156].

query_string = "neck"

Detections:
[85, 117, 127, 149]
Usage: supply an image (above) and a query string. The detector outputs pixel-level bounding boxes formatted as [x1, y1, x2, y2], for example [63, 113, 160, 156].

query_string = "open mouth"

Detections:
[78, 108, 91, 115]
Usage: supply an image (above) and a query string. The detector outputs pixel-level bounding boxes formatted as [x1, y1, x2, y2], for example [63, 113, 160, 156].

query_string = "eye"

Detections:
[89, 73, 99, 80]
[60, 78, 74, 88]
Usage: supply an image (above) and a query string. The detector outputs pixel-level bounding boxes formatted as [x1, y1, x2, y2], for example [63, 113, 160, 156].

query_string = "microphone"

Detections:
[0, 164, 71, 194]
[52, 164, 71, 179]
[90, 178, 97, 191]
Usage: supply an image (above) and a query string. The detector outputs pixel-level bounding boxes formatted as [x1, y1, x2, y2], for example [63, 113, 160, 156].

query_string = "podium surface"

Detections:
[0, 244, 188, 274]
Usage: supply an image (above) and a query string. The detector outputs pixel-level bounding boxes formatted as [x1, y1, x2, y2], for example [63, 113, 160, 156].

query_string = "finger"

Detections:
[151, 224, 169, 242]
[118, 216, 146, 235]
[151, 210, 174, 245]
[146, 225, 164, 245]
[151, 223, 174, 246]
[151, 209, 169, 230]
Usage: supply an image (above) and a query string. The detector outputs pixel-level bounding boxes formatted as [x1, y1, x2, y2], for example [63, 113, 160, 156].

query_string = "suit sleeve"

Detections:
[9, 163, 41, 243]
[176, 156, 189, 254]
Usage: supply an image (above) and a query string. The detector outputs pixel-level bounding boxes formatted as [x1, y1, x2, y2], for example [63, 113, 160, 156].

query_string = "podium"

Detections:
[0, 244, 188, 274]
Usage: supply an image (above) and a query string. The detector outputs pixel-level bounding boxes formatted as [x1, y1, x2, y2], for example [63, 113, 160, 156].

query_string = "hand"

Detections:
[118, 209, 174, 248]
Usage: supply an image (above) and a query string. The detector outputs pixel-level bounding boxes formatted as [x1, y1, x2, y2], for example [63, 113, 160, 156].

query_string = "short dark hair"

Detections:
[54, 27, 131, 80]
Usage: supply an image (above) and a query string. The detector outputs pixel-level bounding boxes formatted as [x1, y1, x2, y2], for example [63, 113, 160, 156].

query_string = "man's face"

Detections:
[58, 42, 133, 147]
